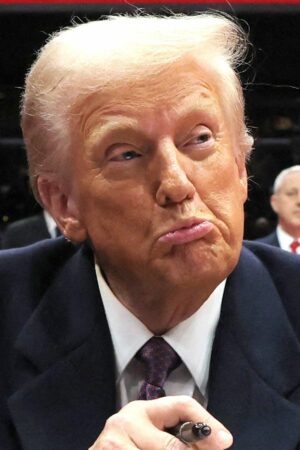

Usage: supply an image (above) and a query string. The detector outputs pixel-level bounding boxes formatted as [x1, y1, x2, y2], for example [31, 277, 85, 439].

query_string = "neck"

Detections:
[102, 270, 216, 334]
[279, 222, 300, 239]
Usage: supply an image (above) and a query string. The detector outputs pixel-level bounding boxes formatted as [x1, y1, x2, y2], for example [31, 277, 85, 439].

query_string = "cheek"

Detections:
[209, 190, 244, 231]
[194, 162, 245, 244]
[195, 158, 245, 212]
[277, 201, 291, 216]
[79, 180, 154, 237]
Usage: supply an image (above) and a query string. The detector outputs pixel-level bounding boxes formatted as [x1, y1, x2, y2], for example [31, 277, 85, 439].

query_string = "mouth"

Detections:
[158, 218, 214, 246]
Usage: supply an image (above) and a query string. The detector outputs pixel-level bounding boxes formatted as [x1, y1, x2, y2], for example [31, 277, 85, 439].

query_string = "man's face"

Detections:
[271, 172, 300, 236]
[68, 63, 247, 294]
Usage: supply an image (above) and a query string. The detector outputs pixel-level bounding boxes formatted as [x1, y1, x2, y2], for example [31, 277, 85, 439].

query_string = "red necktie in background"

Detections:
[290, 240, 300, 253]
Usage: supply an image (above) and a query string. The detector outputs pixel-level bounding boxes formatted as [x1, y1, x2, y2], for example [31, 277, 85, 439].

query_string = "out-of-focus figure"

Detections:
[1, 210, 59, 249]
[257, 165, 300, 253]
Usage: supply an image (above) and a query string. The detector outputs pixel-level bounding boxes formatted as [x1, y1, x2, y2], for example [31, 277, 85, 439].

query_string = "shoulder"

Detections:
[3, 214, 44, 233]
[254, 231, 279, 246]
[242, 240, 300, 333]
[0, 237, 77, 281]
[1, 214, 49, 248]
[243, 239, 300, 272]
[0, 238, 80, 334]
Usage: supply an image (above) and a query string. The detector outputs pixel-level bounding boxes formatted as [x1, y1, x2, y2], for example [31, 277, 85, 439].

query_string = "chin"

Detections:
[155, 237, 240, 285]
[162, 255, 229, 288]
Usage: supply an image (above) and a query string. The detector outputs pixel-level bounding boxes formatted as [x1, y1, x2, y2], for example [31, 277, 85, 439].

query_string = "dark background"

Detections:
[1, 2, 300, 239]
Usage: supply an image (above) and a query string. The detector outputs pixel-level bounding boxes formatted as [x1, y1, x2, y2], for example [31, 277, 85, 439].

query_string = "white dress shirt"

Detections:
[276, 225, 300, 254]
[43, 210, 58, 238]
[95, 264, 225, 409]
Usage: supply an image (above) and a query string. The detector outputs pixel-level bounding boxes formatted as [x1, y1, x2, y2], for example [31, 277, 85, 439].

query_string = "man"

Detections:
[1, 210, 59, 249]
[1, 13, 299, 450]
[257, 165, 300, 253]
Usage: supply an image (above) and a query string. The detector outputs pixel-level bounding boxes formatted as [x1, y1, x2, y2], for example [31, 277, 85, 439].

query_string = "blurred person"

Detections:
[1, 209, 59, 249]
[0, 13, 299, 450]
[257, 165, 300, 253]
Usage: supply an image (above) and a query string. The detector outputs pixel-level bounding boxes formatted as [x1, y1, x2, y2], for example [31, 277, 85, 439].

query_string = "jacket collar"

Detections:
[208, 245, 300, 449]
[8, 243, 116, 450]
[8, 243, 300, 449]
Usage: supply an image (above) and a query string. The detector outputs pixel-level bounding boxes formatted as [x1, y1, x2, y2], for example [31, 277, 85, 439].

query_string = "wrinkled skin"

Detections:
[39, 61, 247, 334]
[38, 60, 247, 450]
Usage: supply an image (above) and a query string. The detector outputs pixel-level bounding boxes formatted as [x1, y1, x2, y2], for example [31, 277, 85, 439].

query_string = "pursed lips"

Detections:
[158, 218, 214, 245]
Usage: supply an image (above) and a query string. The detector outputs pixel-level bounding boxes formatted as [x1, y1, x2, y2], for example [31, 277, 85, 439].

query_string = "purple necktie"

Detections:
[136, 337, 181, 400]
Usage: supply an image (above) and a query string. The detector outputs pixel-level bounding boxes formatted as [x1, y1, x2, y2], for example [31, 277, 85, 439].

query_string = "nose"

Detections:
[154, 144, 196, 206]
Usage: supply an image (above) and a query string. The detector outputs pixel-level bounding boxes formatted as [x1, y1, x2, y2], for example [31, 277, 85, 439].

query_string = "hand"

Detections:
[89, 395, 233, 449]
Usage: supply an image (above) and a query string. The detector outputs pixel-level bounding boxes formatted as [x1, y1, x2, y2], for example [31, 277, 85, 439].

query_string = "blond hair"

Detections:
[21, 12, 253, 202]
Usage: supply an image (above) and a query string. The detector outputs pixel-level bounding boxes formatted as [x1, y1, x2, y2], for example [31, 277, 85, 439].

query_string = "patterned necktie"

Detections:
[290, 240, 300, 253]
[136, 337, 181, 400]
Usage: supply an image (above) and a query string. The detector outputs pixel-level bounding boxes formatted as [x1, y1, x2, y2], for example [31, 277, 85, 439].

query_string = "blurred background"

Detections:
[1, 1, 300, 239]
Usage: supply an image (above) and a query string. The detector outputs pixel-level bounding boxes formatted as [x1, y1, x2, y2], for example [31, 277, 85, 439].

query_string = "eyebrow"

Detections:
[171, 93, 221, 126]
[85, 90, 221, 148]
[87, 115, 140, 144]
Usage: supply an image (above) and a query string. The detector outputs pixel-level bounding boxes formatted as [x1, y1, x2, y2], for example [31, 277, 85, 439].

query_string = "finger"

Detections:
[125, 397, 233, 449]
[146, 396, 231, 429]
[90, 396, 233, 450]
[89, 412, 139, 449]
[129, 422, 232, 450]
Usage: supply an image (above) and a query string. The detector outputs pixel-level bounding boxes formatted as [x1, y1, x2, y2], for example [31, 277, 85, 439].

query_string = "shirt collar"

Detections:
[95, 264, 225, 395]
[43, 210, 57, 238]
[276, 225, 298, 251]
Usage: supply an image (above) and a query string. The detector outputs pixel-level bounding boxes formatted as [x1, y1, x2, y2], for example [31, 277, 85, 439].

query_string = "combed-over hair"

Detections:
[21, 12, 253, 202]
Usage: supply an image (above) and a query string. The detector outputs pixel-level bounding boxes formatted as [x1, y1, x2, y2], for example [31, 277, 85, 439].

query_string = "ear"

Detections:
[235, 156, 248, 203]
[270, 194, 279, 214]
[37, 176, 88, 243]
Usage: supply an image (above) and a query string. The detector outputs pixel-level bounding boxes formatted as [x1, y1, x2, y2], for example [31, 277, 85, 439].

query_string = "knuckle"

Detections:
[165, 436, 186, 450]
[101, 436, 123, 450]
[173, 395, 197, 409]
[90, 431, 126, 450]
[105, 410, 133, 432]
[104, 413, 121, 429]
[124, 399, 145, 412]
[98, 437, 123, 450]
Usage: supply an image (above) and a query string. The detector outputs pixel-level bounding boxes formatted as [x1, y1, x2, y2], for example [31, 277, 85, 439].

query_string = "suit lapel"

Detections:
[8, 244, 116, 450]
[208, 246, 300, 449]
[8, 243, 300, 449]
[269, 230, 280, 247]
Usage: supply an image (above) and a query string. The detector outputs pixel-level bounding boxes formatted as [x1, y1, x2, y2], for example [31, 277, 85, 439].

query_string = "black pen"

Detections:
[167, 421, 211, 445]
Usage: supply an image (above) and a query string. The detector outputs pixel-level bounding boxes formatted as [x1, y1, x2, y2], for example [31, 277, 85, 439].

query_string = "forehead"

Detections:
[75, 62, 224, 140]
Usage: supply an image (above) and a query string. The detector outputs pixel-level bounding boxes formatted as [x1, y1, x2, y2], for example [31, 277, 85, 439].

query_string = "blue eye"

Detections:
[122, 150, 141, 160]
[110, 149, 142, 162]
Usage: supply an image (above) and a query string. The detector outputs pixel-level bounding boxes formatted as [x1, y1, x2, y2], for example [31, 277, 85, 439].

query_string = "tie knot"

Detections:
[136, 337, 181, 398]
[290, 240, 300, 253]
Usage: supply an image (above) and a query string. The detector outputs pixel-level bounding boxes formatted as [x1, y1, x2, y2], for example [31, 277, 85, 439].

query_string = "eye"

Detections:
[285, 190, 297, 197]
[108, 147, 142, 162]
[194, 130, 212, 144]
[120, 150, 141, 161]
[184, 125, 214, 148]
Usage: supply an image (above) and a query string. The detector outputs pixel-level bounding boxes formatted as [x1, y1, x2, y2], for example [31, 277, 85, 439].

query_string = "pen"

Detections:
[167, 421, 211, 445]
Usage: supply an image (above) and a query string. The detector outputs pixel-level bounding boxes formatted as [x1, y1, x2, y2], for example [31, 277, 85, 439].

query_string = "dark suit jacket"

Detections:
[1, 213, 51, 249]
[256, 230, 280, 247]
[0, 239, 299, 450]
